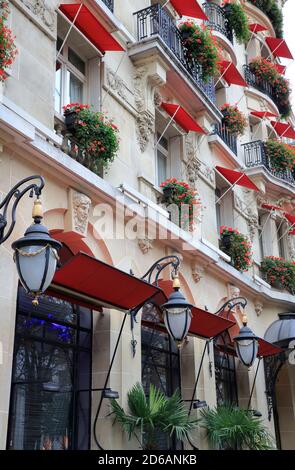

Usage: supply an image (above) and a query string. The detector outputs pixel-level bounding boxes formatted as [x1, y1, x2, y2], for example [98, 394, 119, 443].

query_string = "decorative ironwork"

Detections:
[214, 122, 238, 155]
[101, 0, 114, 13]
[0, 175, 44, 245]
[264, 352, 286, 422]
[134, 4, 216, 104]
[203, 2, 233, 43]
[243, 140, 295, 185]
[243, 65, 286, 116]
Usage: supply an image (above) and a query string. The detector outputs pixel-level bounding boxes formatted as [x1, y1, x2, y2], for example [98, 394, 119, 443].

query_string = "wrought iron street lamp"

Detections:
[0, 175, 61, 304]
[233, 314, 259, 368]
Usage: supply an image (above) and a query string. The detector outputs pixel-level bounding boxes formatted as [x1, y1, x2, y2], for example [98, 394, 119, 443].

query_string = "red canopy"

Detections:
[216, 166, 260, 191]
[169, 0, 208, 20]
[52, 252, 161, 311]
[217, 61, 248, 87]
[261, 203, 283, 211]
[265, 37, 293, 60]
[273, 63, 286, 75]
[59, 4, 124, 52]
[216, 338, 283, 358]
[161, 103, 207, 134]
[284, 212, 295, 226]
[271, 121, 295, 139]
[152, 280, 234, 339]
[249, 23, 268, 33]
[251, 110, 278, 119]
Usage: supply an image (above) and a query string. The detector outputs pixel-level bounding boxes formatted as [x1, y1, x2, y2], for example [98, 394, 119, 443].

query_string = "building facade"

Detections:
[0, 0, 295, 450]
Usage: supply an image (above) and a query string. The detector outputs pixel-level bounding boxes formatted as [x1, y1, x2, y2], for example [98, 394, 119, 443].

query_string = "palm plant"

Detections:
[200, 404, 274, 450]
[109, 383, 198, 450]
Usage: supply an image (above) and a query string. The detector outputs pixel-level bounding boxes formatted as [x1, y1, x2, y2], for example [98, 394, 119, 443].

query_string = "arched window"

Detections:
[7, 244, 92, 450]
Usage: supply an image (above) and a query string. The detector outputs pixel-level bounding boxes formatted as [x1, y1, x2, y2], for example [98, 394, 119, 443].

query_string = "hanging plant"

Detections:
[0, 1, 17, 82]
[261, 256, 295, 293]
[220, 103, 247, 136]
[273, 74, 292, 119]
[220, 226, 252, 272]
[223, 2, 250, 44]
[63, 103, 119, 173]
[248, 0, 283, 38]
[264, 140, 295, 172]
[160, 177, 201, 230]
[178, 21, 220, 83]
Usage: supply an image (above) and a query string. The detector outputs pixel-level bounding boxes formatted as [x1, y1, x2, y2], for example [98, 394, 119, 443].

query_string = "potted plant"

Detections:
[0, 1, 17, 83]
[264, 140, 295, 173]
[261, 256, 295, 293]
[220, 226, 252, 272]
[109, 383, 198, 450]
[160, 178, 201, 230]
[62, 103, 119, 174]
[200, 405, 274, 450]
[223, 1, 250, 44]
[220, 103, 247, 136]
[178, 21, 220, 83]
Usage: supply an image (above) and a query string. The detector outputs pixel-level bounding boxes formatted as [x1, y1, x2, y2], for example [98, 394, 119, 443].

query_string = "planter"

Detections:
[64, 110, 78, 133]
[180, 30, 192, 41]
[222, 4, 232, 16]
[162, 186, 174, 201]
[221, 233, 232, 249]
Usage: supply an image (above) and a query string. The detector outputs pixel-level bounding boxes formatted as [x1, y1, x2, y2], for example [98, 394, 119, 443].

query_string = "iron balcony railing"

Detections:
[134, 4, 216, 104]
[243, 140, 295, 185]
[101, 0, 114, 12]
[243, 65, 285, 116]
[214, 122, 238, 155]
[202, 2, 233, 43]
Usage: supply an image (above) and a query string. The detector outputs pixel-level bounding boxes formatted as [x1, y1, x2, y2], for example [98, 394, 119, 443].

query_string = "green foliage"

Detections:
[220, 226, 252, 272]
[248, 0, 283, 37]
[178, 21, 220, 82]
[200, 404, 275, 450]
[261, 256, 295, 293]
[264, 140, 295, 172]
[224, 3, 250, 44]
[109, 383, 198, 450]
[221, 103, 247, 136]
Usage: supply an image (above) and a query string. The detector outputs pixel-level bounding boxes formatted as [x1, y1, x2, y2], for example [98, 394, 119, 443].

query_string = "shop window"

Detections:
[214, 345, 238, 406]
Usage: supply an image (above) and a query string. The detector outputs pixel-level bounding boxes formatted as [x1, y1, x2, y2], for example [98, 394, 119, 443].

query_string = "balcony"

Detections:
[101, 0, 114, 12]
[243, 140, 295, 185]
[214, 122, 237, 156]
[243, 65, 284, 115]
[202, 2, 233, 43]
[133, 4, 216, 105]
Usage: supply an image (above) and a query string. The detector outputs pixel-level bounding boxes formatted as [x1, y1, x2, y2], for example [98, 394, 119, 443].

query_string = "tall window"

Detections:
[156, 133, 169, 186]
[7, 287, 92, 450]
[214, 343, 238, 406]
[277, 221, 287, 259]
[141, 306, 181, 449]
[55, 37, 86, 115]
[215, 188, 222, 235]
[258, 214, 264, 261]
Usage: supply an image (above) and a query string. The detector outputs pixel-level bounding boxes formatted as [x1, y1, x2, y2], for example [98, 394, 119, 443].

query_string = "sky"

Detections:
[283, 1, 295, 110]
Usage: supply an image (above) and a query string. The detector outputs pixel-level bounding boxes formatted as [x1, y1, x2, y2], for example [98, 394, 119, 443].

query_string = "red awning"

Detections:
[152, 280, 234, 339]
[52, 252, 161, 311]
[217, 61, 248, 87]
[170, 0, 208, 20]
[161, 103, 207, 134]
[271, 121, 295, 139]
[59, 4, 124, 52]
[258, 338, 283, 358]
[265, 37, 293, 60]
[284, 212, 295, 226]
[249, 23, 268, 33]
[289, 229, 295, 235]
[251, 110, 278, 119]
[216, 166, 260, 191]
[273, 63, 286, 75]
[261, 203, 283, 211]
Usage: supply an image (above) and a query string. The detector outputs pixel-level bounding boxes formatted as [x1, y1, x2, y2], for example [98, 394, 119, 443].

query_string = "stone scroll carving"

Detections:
[19, 0, 56, 31]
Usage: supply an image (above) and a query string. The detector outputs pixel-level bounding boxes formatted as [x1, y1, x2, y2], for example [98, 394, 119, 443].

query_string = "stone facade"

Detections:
[0, 0, 294, 451]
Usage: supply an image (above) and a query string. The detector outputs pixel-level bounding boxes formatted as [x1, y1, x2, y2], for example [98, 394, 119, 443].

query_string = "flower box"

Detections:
[261, 256, 295, 294]
[0, 2, 17, 83]
[64, 109, 78, 133]
[220, 226, 252, 272]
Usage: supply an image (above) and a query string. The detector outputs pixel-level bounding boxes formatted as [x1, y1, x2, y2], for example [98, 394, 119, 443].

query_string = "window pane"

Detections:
[55, 63, 62, 113]
[69, 73, 83, 104]
[68, 48, 85, 75]
[157, 150, 167, 185]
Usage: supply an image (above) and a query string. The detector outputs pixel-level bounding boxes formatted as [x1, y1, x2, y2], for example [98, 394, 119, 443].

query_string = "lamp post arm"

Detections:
[140, 255, 180, 285]
[0, 175, 45, 245]
[214, 297, 248, 316]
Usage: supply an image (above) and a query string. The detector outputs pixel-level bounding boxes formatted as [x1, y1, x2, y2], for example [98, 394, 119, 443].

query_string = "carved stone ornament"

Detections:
[154, 89, 163, 107]
[106, 66, 128, 100]
[184, 135, 201, 188]
[287, 234, 295, 262]
[191, 261, 205, 283]
[138, 237, 153, 254]
[20, 0, 56, 31]
[65, 189, 91, 237]
[254, 300, 263, 317]
[136, 112, 154, 153]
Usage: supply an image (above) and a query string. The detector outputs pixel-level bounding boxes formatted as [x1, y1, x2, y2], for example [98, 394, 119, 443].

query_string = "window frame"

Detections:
[155, 133, 169, 187]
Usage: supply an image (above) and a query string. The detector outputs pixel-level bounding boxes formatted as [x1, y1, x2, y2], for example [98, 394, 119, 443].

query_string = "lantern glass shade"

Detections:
[234, 325, 259, 367]
[12, 222, 61, 299]
[163, 307, 192, 346]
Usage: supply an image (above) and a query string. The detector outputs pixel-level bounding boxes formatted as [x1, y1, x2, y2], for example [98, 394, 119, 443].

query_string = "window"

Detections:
[156, 134, 169, 186]
[277, 221, 287, 259]
[7, 286, 92, 450]
[55, 37, 86, 114]
[215, 188, 222, 235]
[258, 214, 264, 261]
[214, 345, 238, 406]
[141, 306, 181, 450]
